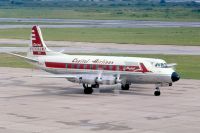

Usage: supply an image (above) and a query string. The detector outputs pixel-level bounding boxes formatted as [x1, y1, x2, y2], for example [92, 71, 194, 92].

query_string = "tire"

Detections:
[121, 84, 130, 90]
[84, 87, 93, 94]
[154, 91, 161, 96]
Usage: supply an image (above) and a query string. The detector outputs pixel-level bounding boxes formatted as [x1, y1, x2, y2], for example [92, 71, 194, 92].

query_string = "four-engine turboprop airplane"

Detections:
[10, 25, 180, 96]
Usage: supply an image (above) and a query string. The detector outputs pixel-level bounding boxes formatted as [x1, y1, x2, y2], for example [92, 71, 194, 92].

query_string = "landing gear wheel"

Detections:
[121, 84, 130, 90]
[154, 91, 161, 96]
[83, 84, 93, 94]
[84, 87, 93, 94]
[154, 87, 161, 96]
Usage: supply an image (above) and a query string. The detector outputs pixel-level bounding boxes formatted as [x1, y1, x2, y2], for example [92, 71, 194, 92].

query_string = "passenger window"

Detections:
[77, 64, 80, 69]
[109, 65, 112, 70]
[99, 65, 103, 70]
[72, 64, 75, 69]
[83, 64, 86, 69]
[119, 66, 124, 71]
[68, 64, 72, 68]
[105, 65, 109, 70]
[103, 65, 107, 70]
[92, 64, 96, 70]
[74, 64, 78, 69]
[86, 64, 90, 69]
[96, 65, 99, 70]
[112, 65, 116, 71]
[79, 64, 84, 69]
[116, 66, 120, 71]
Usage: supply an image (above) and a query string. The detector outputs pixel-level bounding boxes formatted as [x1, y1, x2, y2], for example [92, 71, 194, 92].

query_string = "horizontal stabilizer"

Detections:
[7, 53, 38, 63]
[32, 74, 77, 78]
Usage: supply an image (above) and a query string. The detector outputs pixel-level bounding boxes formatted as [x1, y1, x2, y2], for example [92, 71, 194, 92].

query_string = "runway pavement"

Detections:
[0, 39, 200, 55]
[0, 18, 200, 28]
[0, 67, 200, 133]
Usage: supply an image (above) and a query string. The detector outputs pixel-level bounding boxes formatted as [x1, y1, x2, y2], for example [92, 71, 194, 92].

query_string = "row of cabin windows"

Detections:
[66, 63, 124, 71]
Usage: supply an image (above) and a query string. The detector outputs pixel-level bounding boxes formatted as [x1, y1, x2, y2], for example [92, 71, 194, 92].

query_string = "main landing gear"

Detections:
[82, 83, 161, 96]
[121, 84, 130, 90]
[154, 86, 161, 96]
[83, 84, 93, 94]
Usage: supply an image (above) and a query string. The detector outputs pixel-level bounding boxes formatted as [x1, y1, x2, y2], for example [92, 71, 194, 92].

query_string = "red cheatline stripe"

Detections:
[45, 62, 66, 68]
[140, 63, 149, 73]
[45, 62, 149, 72]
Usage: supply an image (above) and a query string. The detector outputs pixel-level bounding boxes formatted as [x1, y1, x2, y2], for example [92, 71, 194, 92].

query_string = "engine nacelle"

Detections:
[96, 77, 103, 84]
[115, 77, 122, 84]
[67, 75, 122, 85]
[68, 76, 97, 84]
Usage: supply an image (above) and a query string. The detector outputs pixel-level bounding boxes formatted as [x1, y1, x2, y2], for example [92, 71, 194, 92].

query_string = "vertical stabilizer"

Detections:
[28, 25, 54, 57]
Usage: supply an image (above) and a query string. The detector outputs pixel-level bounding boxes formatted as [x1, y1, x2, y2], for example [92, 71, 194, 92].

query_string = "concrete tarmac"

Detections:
[0, 67, 200, 133]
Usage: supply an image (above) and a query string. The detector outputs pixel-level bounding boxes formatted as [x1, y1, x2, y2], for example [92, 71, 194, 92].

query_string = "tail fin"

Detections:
[28, 25, 61, 57]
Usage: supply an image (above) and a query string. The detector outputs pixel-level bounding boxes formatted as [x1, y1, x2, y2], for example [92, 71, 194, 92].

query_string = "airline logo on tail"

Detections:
[31, 26, 46, 55]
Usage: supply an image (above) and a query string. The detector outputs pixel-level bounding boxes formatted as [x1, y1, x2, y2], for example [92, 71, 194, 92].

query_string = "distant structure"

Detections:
[5, 0, 200, 2]
[160, 0, 166, 3]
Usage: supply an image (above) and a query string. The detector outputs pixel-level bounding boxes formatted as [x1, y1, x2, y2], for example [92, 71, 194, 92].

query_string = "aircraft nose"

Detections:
[171, 72, 180, 82]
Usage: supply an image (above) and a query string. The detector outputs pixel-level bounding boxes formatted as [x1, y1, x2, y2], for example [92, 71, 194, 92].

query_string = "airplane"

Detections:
[9, 25, 180, 96]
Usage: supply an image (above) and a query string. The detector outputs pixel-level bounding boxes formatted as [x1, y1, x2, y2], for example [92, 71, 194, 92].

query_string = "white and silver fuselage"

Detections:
[34, 54, 177, 85]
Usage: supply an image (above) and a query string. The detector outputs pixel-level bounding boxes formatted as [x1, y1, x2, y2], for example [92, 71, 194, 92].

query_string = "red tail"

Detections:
[31, 26, 46, 55]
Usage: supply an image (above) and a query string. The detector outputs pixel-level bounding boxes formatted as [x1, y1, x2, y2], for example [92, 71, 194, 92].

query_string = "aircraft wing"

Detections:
[33, 73, 118, 85]
[7, 53, 38, 63]
[32, 74, 77, 78]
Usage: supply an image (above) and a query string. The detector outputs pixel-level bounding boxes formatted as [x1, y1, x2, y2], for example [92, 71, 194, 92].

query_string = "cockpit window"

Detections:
[155, 63, 167, 68]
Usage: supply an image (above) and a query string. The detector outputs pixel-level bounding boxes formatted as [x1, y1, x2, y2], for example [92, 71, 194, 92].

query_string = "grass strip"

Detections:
[0, 27, 199, 46]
